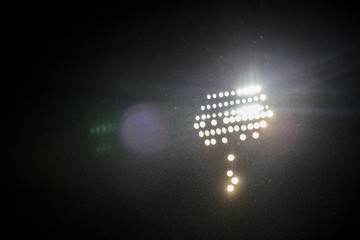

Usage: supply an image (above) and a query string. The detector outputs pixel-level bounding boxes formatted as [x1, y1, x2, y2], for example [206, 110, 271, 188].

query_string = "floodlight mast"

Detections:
[193, 85, 273, 193]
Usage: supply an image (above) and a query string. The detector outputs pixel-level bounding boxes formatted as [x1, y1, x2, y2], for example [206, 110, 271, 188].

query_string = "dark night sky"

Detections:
[6, 1, 360, 239]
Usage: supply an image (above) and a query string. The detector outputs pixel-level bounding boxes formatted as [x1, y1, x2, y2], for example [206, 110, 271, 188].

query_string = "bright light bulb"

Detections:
[211, 119, 217, 126]
[210, 138, 216, 145]
[240, 134, 246, 141]
[194, 123, 199, 129]
[228, 126, 234, 133]
[241, 125, 247, 131]
[227, 154, 235, 161]
[195, 116, 200, 121]
[231, 91, 235, 96]
[205, 139, 210, 146]
[200, 121, 205, 128]
[227, 185, 234, 192]
[207, 94, 211, 99]
[260, 120, 267, 128]
[222, 137, 228, 144]
[252, 132, 259, 139]
[225, 91, 229, 97]
[266, 110, 273, 117]
[216, 128, 221, 135]
[213, 94, 217, 98]
[201, 106, 205, 111]
[231, 177, 239, 184]
[234, 125, 240, 132]
[260, 94, 266, 101]
[212, 104, 217, 109]
[199, 131, 204, 137]
[219, 92, 224, 98]
[227, 170, 233, 177]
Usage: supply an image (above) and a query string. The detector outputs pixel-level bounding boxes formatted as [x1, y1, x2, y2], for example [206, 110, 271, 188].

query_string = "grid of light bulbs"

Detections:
[193, 86, 273, 147]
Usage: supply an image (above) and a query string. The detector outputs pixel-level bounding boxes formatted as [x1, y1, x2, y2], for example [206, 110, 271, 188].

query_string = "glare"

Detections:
[207, 105, 211, 110]
[224, 111, 229, 116]
[205, 130, 210, 137]
[218, 103, 223, 107]
[224, 102, 229, 107]
[254, 122, 260, 129]
[231, 177, 239, 184]
[219, 92, 224, 97]
[242, 99, 246, 103]
[265, 105, 269, 109]
[231, 110, 236, 115]
[207, 94, 211, 99]
[241, 125, 247, 131]
[207, 114, 211, 119]
[260, 94, 266, 101]
[223, 117, 229, 124]
[248, 97, 252, 102]
[213, 94, 217, 98]
[201, 106, 205, 111]
[216, 128, 221, 135]
[255, 85, 261, 92]
[224, 91, 229, 97]
[240, 134, 246, 141]
[222, 137, 228, 144]
[205, 139, 210, 146]
[227, 185, 234, 192]
[254, 96, 259, 101]
[235, 115, 241, 122]
[227, 170, 233, 177]
[266, 110, 273, 117]
[218, 112, 223, 117]
[241, 114, 248, 121]
[199, 131, 204, 137]
[211, 119, 217, 126]
[227, 154, 235, 161]
[222, 127, 227, 134]
[210, 129, 215, 136]
[235, 99, 240, 104]
[212, 104, 217, 109]
[260, 120, 267, 128]
[252, 132, 259, 139]
[231, 91, 235, 96]
[210, 138, 216, 145]
[228, 126, 234, 133]
[229, 116, 235, 123]
[201, 115, 206, 120]
[195, 116, 200, 121]
[260, 111, 267, 118]
[230, 100, 234, 105]
[194, 123, 199, 129]
[247, 123, 254, 130]
[212, 113, 217, 118]
[234, 125, 240, 132]
[199, 121, 205, 128]
[236, 89, 242, 95]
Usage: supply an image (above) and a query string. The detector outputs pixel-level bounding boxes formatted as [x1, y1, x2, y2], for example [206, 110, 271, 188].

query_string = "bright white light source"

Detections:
[204, 130, 210, 137]
[227, 154, 235, 161]
[230, 100, 234, 105]
[194, 123, 199, 129]
[205, 139, 210, 146]
[223, 117, 229, 124]
[201, 115, 206, 120]
[211, 119, 217, 126]
[199, 121, 205, 128]
[224, 102, 228, 107]
[248, 97, 252, 102]
[241, 125, 247, 131]
[234, 125, 240, 132]
[252, 132, 259, 139]
[212, 104, 217, 109]
[236, 89, 242, 95]
[265, 105, 269, 109]
[216, 128, 221, 135]
[207, 105, 211, 110]
[247, 123, 254, 130]
[240, 134, 246, 141]
[210, 138, 216, 145]
[210, 129, 215, 136]
[231, 91, 235, 96]
[219, 92, 224, 98]
[228, 126, 234, 133]
[222, 137, 228, 144]
[218, 103, 223, 107]
[235, 115, 241, 122]
[227, 170, 233, 177]
[207, 114, 211, 119]
[231, 177, 239, 184]
[260, 120, 267, 128]
[254, 96, 259, 101]
[201, 106, 205, 111]
[224, 91, 229, 97]
[212, 94, 217, 99]
[236, 99, 240, 104]
[218, 112, 223, 117]
[254, 122, 260, 129]
[231, 110, 236, 115]
[207, 94, 211, 99]
[260, 94, 266, 101]
[227, 185, 234, 192]
[195, 116, 200, 121]
[222, 127, 227, 134]
[212, 113, 217, 118]
[242, 99, 246, 103]
[199, 131, 204, 137]
[229, 116, 235, 123]
[224, 111, 229, 116]
[260, 111, 267, 118]
[266, 110, 273, 117]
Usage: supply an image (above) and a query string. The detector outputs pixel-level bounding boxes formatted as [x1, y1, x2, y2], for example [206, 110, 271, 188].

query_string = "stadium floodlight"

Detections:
[193, 85, 273, 193]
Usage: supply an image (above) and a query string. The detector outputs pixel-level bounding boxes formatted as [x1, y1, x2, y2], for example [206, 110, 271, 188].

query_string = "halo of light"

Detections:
[224, 102, 229, 107]
[195, 116, 200, 121]
[231, 91, 235, 96]
[241, 114, 248, 121]
[210, 138, 216, 145]
[205, 139, 210, 146]
[227, 170, 233, 177]
[219, 92, 224, 98]
[210, 129, 215, 136]
[242, 99, 246, 103]
[228, 126, 234, 133]
[260, 111, 266, 118]
[234, 125, 240, 132]
[204, 130, 210, 137]
[252, 132, 259, 139]
[207, 94, 211, 99]
[254, 122, 260, 129]
[260, 94, 266, 101]
[241, 125, 247, 131]
[225, 91, 229, 97]
[212, 104, 217, 109]
[212, 113, 217, 118]
[201, 106, 205, 111]
[230, 100, 234, 105]
[207, 105, 211, 110]
[216, 128, 221, 135]
[236, 99, 240, 104]
[199, 131, 204, 137]
[266, 110, 273, 117]
[212, 94, 217, 99]
[201, 114, 206, 120]
[223, 117, 229, 124]
[218, 103, 223, 107]
[224, 111, 229, 116]
[227, 185, 234, 192]
[231, 110, 236, 115]
[200, 121, 205, 128]
[218, 112, 223, 117]
[265, 105, 269, 109]
[222, 137, 228, 144]
[247, 123, 254, 130]
[235, 115, 241, 122]
[231, 177, 239, 184]
[207, 114, 211, 119]
[254, 96, 259, 101]
[211, 119, 217, 126]
[194, 123, 199, 129]
[240, 134, 246, 141]
[260, 120, 267, 128]
[248, 98, 252, 102]
[227, 154, 235, 161]
[222, 127, 227, 134]
[229, 116, 235, 123]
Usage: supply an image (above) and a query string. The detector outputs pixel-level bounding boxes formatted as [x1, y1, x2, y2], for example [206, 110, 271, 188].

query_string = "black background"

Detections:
[6, 1, 360, 239]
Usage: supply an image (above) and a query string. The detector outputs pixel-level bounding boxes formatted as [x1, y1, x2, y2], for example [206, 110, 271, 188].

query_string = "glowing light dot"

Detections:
[248, 98, 252, 102]
[227, 154, 235, 161]
[227, 170, 233, 177]
[254, 122, 260, 129]
[227, 185, 234, 192]
[207, 114, 211, 119]
[222, 137, 228, 144]
[231, 110, 236, 115]
[207, 94, 211, 99]
[201, 106, 205, 111]
[242, 99, 246, 103]
[195, 116, 200, 121]
[240, 134, 246, 141]
[200, 121, 205, 128]
[260, 111, 267, 118]
[225, 91, 229, 97]
[201, 115, 206, 120]
[230, 100, 234, 105]
[207, 105, 211, 110]
[247, 123, 254, 130]
[260, 94, 266, 101]
[223, 117, 229, 124]
[260, 120, 267, 128]
[224, 102, 228, 107]
[194, 123, 199, 129]
[212, 94, 217, 98]
[229, 116, 235, 123]
[211, 119, 217, 126]
[212, 113, 217, 118]
[265, 105, 269, 109]
[267, 110, 273, 117]
[218, 103, 223, 107]
[224, 111, 229, 116]
[222, 127, 227, 134]
[254, 96, 259, 101]
[252, 132, 259, 139]
[210, 138, 216, 145]
[231, 91, 235, 96]
[236, 99, 240, 104]
[199, 131, 204, 137]
[219, 92, 224, 97]
[210, 129, 215, 136]
[205, 130, 210, 137]
[216, 128, 221, 135]
[205, 139, 210, 146]
[218, 112, 223, 117]
[228, 126, 234, 133]
[241, 125, 247, 131]
[234, 125, 240, 132]
[235, 115, 241, 122]
[212, 104, 217, 109]
[231, 177, 239, 184]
